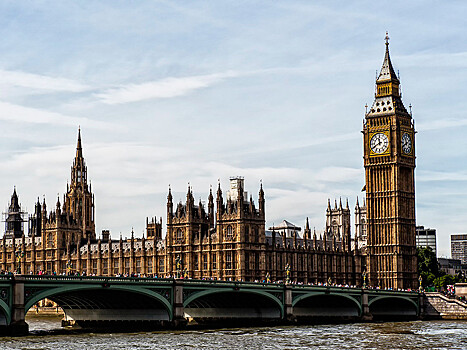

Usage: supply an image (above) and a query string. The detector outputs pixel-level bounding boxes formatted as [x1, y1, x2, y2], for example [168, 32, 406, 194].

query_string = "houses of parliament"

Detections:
[0, 37, 417, 290]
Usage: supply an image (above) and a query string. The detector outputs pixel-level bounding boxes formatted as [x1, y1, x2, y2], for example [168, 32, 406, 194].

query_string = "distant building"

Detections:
[268, 220, 301, 238]
[416, 226, 437, 255]
[451, 234, 467, 264]
[438, 257, 467, 276]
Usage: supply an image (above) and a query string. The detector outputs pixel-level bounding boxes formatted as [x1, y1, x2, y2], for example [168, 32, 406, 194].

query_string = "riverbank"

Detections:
[26, 307, 64, 317]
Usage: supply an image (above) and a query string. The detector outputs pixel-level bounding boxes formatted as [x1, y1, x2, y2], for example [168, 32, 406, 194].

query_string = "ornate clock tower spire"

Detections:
[363, 34, 417, 289]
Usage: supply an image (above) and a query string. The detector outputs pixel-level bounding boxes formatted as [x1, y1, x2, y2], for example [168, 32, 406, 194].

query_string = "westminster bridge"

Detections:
[0, 275, 422, 335]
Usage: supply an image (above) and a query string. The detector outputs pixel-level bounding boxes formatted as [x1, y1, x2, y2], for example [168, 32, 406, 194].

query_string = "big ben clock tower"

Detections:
[363, 33, 417, 289]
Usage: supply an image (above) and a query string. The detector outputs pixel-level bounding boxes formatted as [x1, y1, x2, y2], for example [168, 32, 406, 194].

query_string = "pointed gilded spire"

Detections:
[377, 31, 398, 84]
[306, 217, 310, 230]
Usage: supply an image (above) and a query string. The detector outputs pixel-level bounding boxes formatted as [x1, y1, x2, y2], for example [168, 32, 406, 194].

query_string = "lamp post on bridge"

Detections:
[175, 255, 182, 279]
[285, 263, 291, 284]
[419, 275, 423, 292]
[15, 249, 25, 274]
[266, 272, 271, 283]
[66, 260, 72, 275]
[362, 270, 367, 289]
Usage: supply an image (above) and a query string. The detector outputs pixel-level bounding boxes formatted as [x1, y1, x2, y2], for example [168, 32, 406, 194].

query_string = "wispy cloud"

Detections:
[95, 71, 238, 104]
[417, 118, 467, 131]
[0, 101, 113, 129]
[418, 170, 467, 182]
[0, 69, 90, 93]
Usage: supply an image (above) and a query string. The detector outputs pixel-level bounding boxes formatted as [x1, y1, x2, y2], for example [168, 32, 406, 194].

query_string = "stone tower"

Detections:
[354, 197, 367, 251]
[325, 198, 351, 252]
[363, 34, 417, 289]
[64, 128, 96, 243]
[4, 188, 26, 239]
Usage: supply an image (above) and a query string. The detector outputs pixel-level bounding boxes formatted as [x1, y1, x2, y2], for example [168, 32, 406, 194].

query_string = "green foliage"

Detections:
[433, 274, 456, 290]
[417, 247, 440, 287]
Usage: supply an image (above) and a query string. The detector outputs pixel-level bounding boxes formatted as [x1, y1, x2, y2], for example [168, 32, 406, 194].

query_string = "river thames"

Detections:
[0, 317, 465, 349]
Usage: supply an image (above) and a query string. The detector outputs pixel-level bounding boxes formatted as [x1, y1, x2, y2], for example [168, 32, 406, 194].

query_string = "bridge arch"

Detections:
[184, 288, 283, 321]
[25, 284, 173, 324]
[369, 295, 418, 318]
[292, 293, 362, 318]
[0, 299, 10, 325]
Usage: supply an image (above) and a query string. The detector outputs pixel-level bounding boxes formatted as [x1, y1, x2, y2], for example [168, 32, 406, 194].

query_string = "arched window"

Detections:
[227, 225, 233, 239]
[47, 233, 54, 247]
[177, 228, 183, 241]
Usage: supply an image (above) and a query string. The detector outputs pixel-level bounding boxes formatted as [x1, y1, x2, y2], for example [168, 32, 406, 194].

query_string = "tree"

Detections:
[417, 247, 440, 287]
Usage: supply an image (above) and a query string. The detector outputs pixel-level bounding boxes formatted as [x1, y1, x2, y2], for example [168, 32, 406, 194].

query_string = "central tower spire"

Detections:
[76, 126, 83, 160]
[65, 128, 96, 243]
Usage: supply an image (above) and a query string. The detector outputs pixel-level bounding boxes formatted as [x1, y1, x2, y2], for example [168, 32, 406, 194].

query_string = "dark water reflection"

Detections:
[0, 316, 465, 349]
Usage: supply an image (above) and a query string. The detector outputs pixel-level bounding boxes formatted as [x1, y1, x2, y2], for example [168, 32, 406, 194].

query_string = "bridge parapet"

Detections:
[0, 276, 422, 335]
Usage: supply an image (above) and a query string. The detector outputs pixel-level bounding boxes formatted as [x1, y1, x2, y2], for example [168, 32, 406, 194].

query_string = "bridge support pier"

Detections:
[8, 277, 29, 336]
[284, 285, 296, 323]
[361, 290, 373, 321]
[172, 279, 187, 328]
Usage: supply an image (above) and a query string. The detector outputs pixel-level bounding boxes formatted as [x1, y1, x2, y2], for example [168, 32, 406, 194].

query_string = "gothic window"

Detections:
[177, 228, 183, 242]
[203, 254, 208, 270]
[159, 258, 164, 273]
[47, 233, 54, 248]
[245, 253, 250, 271]
[245, 226, 249, 242]
[255, 253, 259, 270]
[148, 259, 153, 274]
[212, 253, 217, 270]
[226, 225, 233, 239]
[226, 251, 232, 270]
[254, 227, 259, 243]
[194, 255, 199, 270]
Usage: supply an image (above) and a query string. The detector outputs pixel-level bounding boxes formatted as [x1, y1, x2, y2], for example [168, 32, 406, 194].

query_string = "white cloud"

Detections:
[0, 69, 90, 93]
[95, 71, 238, 104]
[0, 101, 113, 129]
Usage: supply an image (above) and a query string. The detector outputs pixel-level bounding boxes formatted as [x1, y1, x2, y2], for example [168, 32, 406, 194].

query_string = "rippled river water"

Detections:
[0, 317, 465, 349]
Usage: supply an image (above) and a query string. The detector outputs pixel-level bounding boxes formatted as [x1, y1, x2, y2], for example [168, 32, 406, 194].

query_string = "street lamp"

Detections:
[66, 260, 72, 275]
[419, 275, 423, 292]
[285, 263, 291, 284]
[266, 272, 271, 283]
[362, 270, 367, 289]
[175, 255, 182, 279]
[15, 249, 25, 274]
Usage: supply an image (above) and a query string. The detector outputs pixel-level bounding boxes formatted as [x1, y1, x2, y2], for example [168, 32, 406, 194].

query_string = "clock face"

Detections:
[370, 133, 389, 154]
[402, 132, 412, 154]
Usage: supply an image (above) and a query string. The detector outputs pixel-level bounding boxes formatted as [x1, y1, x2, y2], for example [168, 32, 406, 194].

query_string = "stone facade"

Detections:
[0, 132, 363, 285]
[363, 34, 417, 290]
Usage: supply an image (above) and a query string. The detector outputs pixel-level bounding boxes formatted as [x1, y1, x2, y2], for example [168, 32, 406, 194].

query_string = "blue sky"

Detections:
[0, 1, 466, 257]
